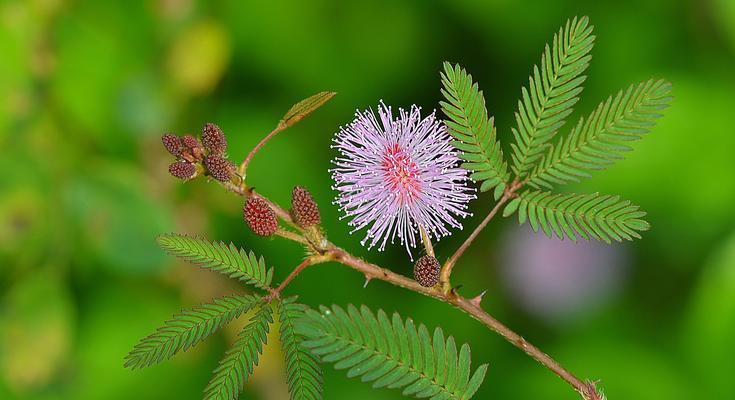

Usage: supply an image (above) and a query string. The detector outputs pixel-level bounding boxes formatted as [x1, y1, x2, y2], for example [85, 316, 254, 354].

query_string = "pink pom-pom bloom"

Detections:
[331, 102, 475, 258]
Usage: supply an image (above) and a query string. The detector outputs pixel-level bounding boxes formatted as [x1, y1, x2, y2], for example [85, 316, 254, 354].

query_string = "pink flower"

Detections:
[331, 102, 475, 258]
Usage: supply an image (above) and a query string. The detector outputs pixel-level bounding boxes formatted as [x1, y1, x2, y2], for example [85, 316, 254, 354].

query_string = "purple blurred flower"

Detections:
[500, 224, 630, 323]
[331, 102, 474, 258]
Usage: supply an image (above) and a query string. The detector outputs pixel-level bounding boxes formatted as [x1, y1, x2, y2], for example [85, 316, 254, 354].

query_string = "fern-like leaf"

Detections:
[204, 302, 273, 400]
[440, 62, 510, 195]
[124, 295, 260, 370]
[157, 234, 274, 290]
[528, 79, 673, 189]
[278, 297, 324, 400]
[296, 304, 488, 400]
[510, 16, 595, 178]
[503, 190, 650, 243]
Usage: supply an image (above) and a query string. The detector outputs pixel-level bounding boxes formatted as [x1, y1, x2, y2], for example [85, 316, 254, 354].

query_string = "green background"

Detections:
[2, 0, 734, 399]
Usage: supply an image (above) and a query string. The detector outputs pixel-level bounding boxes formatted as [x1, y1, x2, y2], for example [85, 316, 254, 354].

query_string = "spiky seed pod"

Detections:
[201, 123, 227, 155]
[413, 255, 440, 287]
[291, 186, 321, 227]
[244, 197, 278, 236]
[168, 161, 197, 180]
[203, 155, 234, 182]
[182, 134, 200, 149]
[162, 133, 183, 156]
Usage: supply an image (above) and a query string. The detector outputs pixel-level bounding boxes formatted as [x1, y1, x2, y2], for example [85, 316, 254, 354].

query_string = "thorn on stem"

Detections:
[469, 290, 488, 307]
[363, 276, 372, 288]
[582, 380, 604, 400]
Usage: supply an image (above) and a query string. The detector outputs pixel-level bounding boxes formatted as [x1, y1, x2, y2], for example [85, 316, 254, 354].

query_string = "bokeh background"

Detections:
[2, 0, 735, 399]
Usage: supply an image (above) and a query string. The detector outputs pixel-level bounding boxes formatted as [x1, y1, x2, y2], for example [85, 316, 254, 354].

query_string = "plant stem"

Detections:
[327, 246, 602, 400]
[223, 181, 603, 400]
[276, 228, 309, 245]
[268, 257, 320, 299]
[239, 123, 287, 177]
[440, 179, 522, 291]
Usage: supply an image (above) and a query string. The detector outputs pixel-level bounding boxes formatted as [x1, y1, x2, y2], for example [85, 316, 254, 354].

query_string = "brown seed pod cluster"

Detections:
[161, 123, 236, 182]
[291, 186, 321, 228]
[243, 197, 278, 237]
[413, 255, 440, 287]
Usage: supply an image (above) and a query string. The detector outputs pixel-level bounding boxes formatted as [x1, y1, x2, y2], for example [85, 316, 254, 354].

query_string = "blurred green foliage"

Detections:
[1, 0, 734, 399]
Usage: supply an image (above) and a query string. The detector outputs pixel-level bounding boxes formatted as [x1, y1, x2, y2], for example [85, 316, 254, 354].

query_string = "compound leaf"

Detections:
[504, 190, 650, 243]
[527, 79, 672, 189]
[441, 62, 510, 195]
[203, 302, 273, 400]
[157, 234, 274, 290]
[278, 297, 324, 400]
[510, 16, 595, 177]
[296, 304, 488, 399]
[125, 294, 261, 369]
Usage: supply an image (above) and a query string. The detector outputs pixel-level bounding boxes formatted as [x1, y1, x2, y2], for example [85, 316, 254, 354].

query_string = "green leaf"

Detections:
[281, 91, 336, 128]
[124, 295, 260, 370]
[278, 297, 324, 400]
[296, 304, 488, 399]
[440, 62, 509, 192]
[204, 302, 273, 400]
[528, 79, 673, 189]
[157, 234, 274, 290]
[510, 16, 595, 178]
[513, 190, 650, 243]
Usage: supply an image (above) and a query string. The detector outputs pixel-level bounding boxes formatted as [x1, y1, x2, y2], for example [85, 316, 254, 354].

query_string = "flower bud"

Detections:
[162, 133, 183, 156]
[204, 155, 234, 182]
[168, 161, 197, 180]
[413, 255, 440, 287]
[244, 197, 278, 237]
[291, 186, 321, 228]
[202, 123, 227, 155]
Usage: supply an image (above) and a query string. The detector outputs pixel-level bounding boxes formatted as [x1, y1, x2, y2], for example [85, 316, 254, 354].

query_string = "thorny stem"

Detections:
[327, 246, 603, 400]
[440, 179, 523, 292]
[239, 123, 287, 177]
[222, 180, 603, 400]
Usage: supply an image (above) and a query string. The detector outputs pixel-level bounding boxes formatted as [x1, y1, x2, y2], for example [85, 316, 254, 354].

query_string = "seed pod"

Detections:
[168, 161, 197, 180]
[291, 186, 321, 227]
[182, 134, 200, 149]
[162, 133, 183, 156]
[202, 123, 227, 155]
[204, 155, 234, 182]
[243, 197, 278, 237]
[413, 255, 440, 287]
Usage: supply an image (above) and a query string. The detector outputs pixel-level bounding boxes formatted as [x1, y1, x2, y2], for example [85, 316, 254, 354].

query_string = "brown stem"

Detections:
[440, 179, 522, 291]
[239, 123, 287, 177]
[328, 246, 602, 400]
[276, 228, 309, 245]
[267, 257, 317, 300]
[222, 180, 602, 400]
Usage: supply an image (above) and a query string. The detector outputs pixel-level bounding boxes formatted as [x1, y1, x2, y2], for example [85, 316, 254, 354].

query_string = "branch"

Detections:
[440, 179, 523, 291]
[221, 181, 302, 231]
[222, 182, 603, 400]
[267, 255, 329, 300]
[239, 123, 287, 177]
[325, 246, 602, 400]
